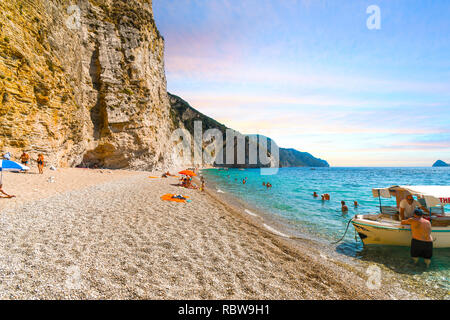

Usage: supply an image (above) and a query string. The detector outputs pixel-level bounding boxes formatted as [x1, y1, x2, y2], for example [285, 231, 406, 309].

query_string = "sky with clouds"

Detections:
[153, 0, 450, 167]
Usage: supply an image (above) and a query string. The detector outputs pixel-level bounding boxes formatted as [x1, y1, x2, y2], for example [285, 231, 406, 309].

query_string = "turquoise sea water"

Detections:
[202, 167, 450, 292]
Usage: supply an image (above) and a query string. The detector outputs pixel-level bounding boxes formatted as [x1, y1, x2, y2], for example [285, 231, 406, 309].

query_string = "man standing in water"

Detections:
[401, 209, 433, 268]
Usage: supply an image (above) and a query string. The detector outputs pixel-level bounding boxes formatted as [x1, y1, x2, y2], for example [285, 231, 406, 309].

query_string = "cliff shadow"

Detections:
[89, 45, 105, 141]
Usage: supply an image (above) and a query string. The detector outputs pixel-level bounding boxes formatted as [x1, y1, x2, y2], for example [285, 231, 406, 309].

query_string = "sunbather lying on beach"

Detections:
[0, 184, 15, 198]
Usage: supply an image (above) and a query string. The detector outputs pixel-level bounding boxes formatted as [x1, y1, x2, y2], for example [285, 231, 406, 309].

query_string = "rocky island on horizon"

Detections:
[433, 160, 449, 167]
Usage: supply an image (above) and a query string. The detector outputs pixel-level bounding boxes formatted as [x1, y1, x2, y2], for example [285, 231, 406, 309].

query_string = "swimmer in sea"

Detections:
[313, 192, 318, 198]
[341, 201, 349, 212]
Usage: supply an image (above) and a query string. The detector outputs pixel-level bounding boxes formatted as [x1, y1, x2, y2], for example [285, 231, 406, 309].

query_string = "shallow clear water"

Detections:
[202, 167, 450, 292]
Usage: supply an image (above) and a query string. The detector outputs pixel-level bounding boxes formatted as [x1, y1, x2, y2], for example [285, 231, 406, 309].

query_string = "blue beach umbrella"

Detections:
[0, 160, 29, 184]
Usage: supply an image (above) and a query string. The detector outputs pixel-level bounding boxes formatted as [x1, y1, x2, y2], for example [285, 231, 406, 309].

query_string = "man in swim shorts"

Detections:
[401, 209, 433, 267]
[20, 151, 30, 166]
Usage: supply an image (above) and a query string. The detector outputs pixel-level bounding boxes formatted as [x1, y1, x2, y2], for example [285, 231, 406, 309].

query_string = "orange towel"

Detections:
[161, 194, 190, 203]
[148, 176, 159, 179]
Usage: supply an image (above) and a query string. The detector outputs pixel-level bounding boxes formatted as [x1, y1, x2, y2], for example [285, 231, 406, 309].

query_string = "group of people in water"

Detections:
[313, 191, 359, 213]
[262, 181, 272, 189]
[226, 175, 273, 190]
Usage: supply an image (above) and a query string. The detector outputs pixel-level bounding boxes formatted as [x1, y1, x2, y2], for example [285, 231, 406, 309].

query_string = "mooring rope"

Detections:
[332, 219, 353, 244]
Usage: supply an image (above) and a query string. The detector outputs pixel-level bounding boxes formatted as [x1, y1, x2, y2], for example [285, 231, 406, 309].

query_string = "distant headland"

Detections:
[432, 160, 449, 167]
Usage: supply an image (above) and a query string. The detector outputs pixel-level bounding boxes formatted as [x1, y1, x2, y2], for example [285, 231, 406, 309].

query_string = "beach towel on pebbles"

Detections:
[161, 194, 191, 203]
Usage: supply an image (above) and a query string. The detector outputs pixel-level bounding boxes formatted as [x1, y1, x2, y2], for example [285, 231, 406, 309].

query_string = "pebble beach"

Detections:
[0, 168, 425, 299]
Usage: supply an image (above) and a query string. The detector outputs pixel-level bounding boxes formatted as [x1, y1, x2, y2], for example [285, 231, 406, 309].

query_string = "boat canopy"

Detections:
[372, 186, 450, 207]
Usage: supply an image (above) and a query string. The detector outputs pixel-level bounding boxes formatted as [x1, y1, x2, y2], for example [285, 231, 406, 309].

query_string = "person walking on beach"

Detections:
[36, 154, 44, 174]
[200, 177, 205, 192]
[0, 184, 15, 198]
[401, 209, 433, 268]
[20, 151, 30, 166]
[341, 201, 348, 212]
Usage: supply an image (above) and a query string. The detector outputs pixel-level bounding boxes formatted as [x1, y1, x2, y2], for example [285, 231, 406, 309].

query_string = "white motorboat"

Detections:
[352, 186, 450, 248]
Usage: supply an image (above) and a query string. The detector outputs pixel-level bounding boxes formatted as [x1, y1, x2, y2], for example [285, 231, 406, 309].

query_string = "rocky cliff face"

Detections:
[0, 0, 176, 169]
[169, 93, 277, 168]
[1, 1, 329, 170]
[169, 93, 328, 168]
[279, 148, 329, 167]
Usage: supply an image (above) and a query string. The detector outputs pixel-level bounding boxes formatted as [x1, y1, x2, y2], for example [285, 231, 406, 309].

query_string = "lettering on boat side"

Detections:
[440, 198, 450, 204]
[178, 304, 270, 317]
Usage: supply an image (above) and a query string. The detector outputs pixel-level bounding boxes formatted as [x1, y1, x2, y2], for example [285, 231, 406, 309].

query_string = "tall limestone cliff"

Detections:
[0, 0, 177, 169]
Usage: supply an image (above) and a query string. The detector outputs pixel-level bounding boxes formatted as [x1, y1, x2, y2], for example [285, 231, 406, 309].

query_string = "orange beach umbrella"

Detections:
[178, 170, 196, 177]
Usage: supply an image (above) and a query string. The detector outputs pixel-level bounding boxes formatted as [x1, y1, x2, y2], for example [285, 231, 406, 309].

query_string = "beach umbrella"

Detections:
[0, 160, 29, 184]
[178, 170, 196, 177]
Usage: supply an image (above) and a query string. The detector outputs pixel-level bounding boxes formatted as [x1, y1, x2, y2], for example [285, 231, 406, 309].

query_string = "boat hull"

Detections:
[352, 216, 450, 248]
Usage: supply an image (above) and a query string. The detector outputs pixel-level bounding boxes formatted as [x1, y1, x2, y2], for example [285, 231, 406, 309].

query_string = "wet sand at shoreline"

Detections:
[0, 168, 425, 299]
